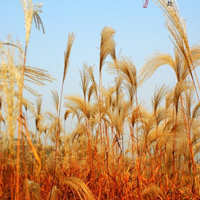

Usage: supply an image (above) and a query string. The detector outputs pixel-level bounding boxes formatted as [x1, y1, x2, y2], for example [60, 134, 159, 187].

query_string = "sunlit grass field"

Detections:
[0, 0, 200, 199]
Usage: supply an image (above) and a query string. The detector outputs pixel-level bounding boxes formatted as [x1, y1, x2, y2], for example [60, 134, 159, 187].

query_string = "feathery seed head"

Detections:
[63, 32, 76, 82]
[20, 0, 34, 44]
[101, 27, 116, 40]
[100, 26, 116, 72]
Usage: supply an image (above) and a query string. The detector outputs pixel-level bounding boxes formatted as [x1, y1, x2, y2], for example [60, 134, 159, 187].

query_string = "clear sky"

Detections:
[0, 0, 200, 116]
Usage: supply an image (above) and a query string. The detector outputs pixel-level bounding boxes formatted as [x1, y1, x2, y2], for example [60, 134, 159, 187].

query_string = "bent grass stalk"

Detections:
[49, 33, 75, 199]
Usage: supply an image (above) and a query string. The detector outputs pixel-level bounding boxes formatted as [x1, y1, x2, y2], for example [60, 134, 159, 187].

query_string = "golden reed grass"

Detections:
[0, 0, 200, 199]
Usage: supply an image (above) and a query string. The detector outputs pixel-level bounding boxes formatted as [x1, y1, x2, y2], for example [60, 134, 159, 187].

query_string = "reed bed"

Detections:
[0, 0, 200, 199]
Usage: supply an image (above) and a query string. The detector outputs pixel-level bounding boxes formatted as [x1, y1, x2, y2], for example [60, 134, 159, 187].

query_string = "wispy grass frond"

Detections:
[174, 80, 192, 113]
[65, 95, 92, 119]
[154, 107, 167, 126]
[129, 106, 146, 128]
[191, 44, 200, 68]
[192, 102, 200, 120]
[111, 101, 131, 136]
[46, 185, 59, 200]
[151, 85, 168, 114]
[35, 96, 42, 131]
[33, 3, 45, 33]
[64, 109, 74, 121]
[63, 32, 76, 82]
[20, 0, 34, 44]
[153, 0, 200, 104]
[65, 104, 82, 122]
[101, 86, 115, 109]
[24, 179, 42, 200]
[99, 26, 116, 72]
[61, 177, 95, 200]
[165, 89, 174, 109]
[72, 123, 87, 141]
[80, 64, 90, 101]
[87, 66, 98, 100]
[24, 65, 55, 85]
[88, 83, 96, 102]
[115, 75, 123, 106]
[51, 90, 59, 112]
[141, 114, 156, 136]
[23, 84, 39, 96]
[140, 51, 175, 84]
[153, 0, 190, 60]
[109, 56, 137, 87]
[0, 43, 21, 153]
[22, 96, 37, 116]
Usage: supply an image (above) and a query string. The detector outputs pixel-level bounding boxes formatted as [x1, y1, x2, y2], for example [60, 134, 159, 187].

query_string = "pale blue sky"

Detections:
[0, 0, 200, 114]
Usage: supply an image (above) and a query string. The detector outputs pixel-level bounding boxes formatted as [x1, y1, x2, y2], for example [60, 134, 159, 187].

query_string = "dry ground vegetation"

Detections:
[0, 0, 200, 199]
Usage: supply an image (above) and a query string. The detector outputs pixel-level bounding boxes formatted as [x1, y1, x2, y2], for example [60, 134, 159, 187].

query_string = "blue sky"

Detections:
[0, 0, 200, 115]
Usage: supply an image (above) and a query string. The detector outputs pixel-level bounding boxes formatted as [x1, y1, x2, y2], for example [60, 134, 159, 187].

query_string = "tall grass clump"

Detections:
[0, 0, 200, 199]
